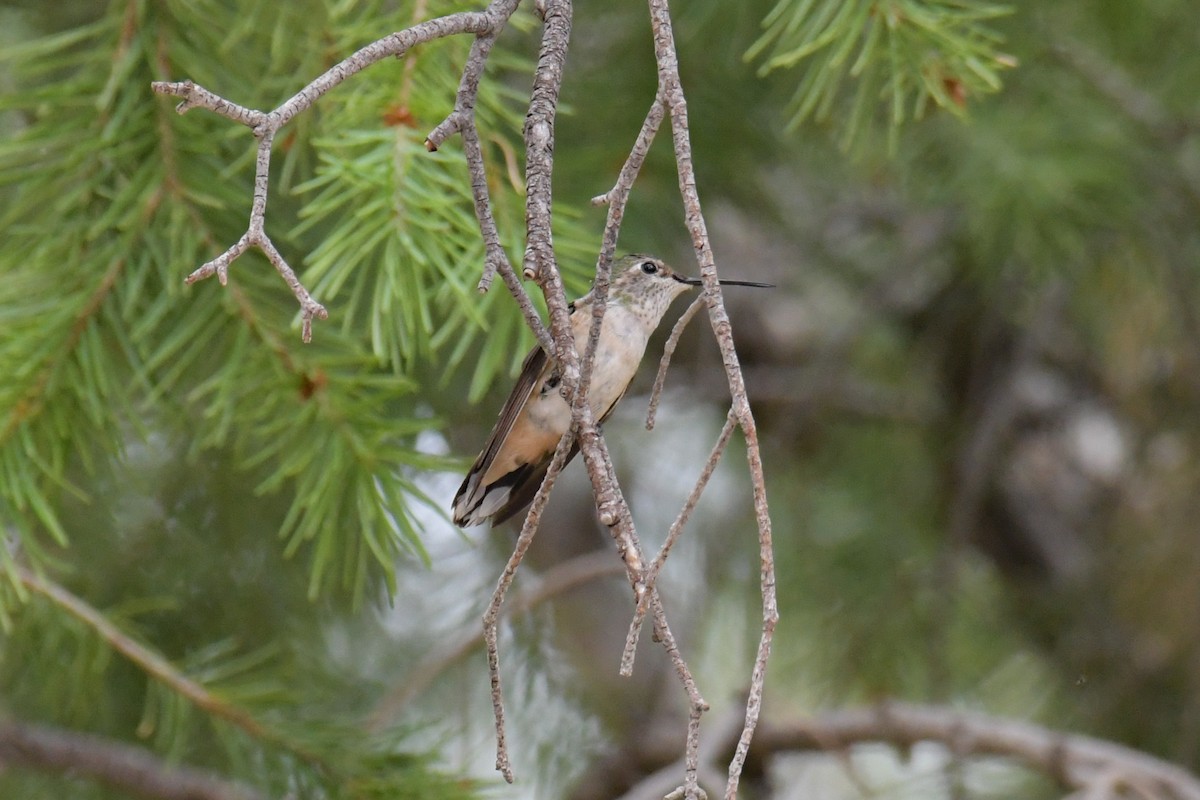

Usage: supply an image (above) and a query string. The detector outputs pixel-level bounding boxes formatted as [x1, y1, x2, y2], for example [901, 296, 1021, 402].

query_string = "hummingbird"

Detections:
[452, 254, 772, 528]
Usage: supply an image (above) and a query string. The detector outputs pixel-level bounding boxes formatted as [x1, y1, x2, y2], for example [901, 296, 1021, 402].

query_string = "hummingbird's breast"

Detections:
[479, 304, 654, 486]
[586, 304, 650, 410]
[524, 304, 650, 432]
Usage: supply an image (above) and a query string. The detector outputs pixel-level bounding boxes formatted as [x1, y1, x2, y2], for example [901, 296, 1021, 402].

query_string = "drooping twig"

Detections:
[152, 3, 520, 341]
[646, 292, 706, 430]
[591, 99, 666, 210]
[645, 1, 779, 797]
[403, 0, 704, 786]
[586, 98, 667, 402]
[423, 14, 555, 354]
[156, 1, 766, 794]
[0, 717, 264, 800]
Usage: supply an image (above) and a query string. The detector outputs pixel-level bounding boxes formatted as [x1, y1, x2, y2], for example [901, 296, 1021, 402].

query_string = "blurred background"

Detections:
[1, 0, 1199, 797]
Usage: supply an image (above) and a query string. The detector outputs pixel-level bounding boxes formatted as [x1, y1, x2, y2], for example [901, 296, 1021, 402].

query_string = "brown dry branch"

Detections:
[760, 703, 1200, 800]
[152, 2, 521, 342]
[646, 0, 778, 797]
[423, 12, 554, 353]
[497, 12, 716, 794]
[645, 292, 706, 430]
[619, 701, 1200, 800]
[621, 408, 738, 676]
[0, 717, 263, 800]
[521, 0, 571, 284]
[482, 424, 578, 781]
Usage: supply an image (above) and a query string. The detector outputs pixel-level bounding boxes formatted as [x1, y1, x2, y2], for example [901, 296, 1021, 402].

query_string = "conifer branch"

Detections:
[16, 567, 324, 767]
[17, 568, 266, 738]
[0, 254, 124, 447]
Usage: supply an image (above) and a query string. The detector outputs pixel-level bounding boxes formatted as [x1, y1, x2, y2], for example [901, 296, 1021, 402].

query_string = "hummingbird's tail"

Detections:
[452, 450, 575, 527]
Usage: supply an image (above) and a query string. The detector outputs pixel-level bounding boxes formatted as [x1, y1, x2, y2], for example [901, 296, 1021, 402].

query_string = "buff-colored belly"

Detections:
[482, 306, 650, 482]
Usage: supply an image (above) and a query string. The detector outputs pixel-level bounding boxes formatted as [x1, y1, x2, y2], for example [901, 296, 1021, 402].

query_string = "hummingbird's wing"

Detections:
[452, 343, 552, 526]
[452, 301, 631, 528]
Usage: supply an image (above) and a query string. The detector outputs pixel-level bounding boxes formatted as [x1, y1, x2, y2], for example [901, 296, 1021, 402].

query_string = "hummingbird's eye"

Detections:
[640, 260, 658, 275]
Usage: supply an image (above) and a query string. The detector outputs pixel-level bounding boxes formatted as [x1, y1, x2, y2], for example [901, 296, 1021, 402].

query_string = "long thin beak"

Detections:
[675, 275, 775, 288]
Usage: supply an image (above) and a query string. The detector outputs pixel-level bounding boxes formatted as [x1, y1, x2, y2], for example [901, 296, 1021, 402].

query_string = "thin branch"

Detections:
[521, 0, 572, 283]
[618, 701, 1200, 800]
[483, 424, 579, 783]
[619, 705, 748, 800]
[427, 31, 554, 354]
[755, 703, 1200, 800]
[365, 550, 625, 731]
[646, 1, 778, 797]
[152, 3, 518, 341]
[621, 408, 737, 675]
[590, 99, 666, 210]
[645, 292, 706, 431]
[0, 717, 264, 800]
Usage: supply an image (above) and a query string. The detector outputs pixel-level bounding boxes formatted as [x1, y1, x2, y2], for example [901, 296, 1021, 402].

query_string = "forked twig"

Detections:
[646, 0, 778, 796]
[621, 409, 738, 675]
[366, 551, 625, 730]
[152, 2, 520, 342]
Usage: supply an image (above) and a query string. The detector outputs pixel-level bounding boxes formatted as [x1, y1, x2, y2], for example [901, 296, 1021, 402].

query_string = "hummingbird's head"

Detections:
[607, 255, 697, 325]
[608, 254, 774, 312]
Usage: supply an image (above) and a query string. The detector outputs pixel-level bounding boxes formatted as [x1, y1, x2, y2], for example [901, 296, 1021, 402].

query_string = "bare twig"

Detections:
[645, 1, 778, 797]
[522, 0, 572, 283]
[622, 409, 737, 674]
[646, 292, 706, 430]
[152, 3, 518, 341]
[483, 425, 578, 782]
[157, 2, 772, 794]
[618, 705, 747, 800]
[421, 5, 557, 355]
[591, 99, 666, 210]
[0, 717, 263, 800]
